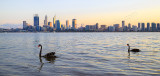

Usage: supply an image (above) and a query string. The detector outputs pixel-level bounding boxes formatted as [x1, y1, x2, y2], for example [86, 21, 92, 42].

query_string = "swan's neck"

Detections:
[128, 46, 130, 52]
[39, 46, 42, 57]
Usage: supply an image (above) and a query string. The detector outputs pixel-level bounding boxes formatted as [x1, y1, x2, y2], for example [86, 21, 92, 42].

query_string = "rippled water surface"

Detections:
[0, 32, 160, 76]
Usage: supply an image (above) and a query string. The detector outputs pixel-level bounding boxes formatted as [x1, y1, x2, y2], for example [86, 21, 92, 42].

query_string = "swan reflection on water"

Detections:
[38, 56, 57, 72]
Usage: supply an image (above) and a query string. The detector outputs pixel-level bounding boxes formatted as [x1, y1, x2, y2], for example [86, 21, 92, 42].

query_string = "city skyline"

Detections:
[1, 0, 160, 27]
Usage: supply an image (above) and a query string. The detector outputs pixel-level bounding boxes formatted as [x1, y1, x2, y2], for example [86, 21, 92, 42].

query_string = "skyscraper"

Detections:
[141, 23, 145, 31]
[128, 23, 131, 31]
[34, 14, 39, 31]
[113, 24, 120, 32]
[56, 20, 61, 30]
[157, 23, 160, 31]
[151, 23, 156, 32]
[23, 21, 27, 30]
[48, 22, 53, 27]
[122, 21, 125, 28]
[72, 19, 77, 29]
[53, 15, 56, 28]
[44, 15, 48, 26]
[138, 23, 141, 29]
[147, 23, 150, 31]
[66, 20, 69, 30]
[95, 23, 99, 30]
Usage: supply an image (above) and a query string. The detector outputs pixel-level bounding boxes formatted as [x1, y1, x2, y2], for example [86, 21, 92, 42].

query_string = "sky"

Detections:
[0, 0, 160, 27]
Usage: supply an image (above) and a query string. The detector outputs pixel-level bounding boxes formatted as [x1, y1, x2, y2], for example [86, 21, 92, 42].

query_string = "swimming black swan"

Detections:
[38, 44, 57, 58]
[127, 44, 141, 52]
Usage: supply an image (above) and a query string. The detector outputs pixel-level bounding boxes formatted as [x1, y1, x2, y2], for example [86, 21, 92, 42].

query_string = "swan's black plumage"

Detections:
[127, 44, 140, 52]
[38, 44, 57, 58]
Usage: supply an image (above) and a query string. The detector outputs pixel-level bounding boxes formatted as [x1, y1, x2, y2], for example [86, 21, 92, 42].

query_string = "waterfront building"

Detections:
[122, 21, 125, 30]
[132, 25, 138, 32]
[72, 19, 77, 29]
[147, 23, 150, 31]
[85, 25, 96, 31]
[56, 20, 61, 30]
[100, 25, 107, 31]
[53, 15, 56, 28]
[85, 25, 90, 30]
[123, 26, 128, 32]
[66, 20, 69, 30]
[108, 26, 115, 32]
[48, 22, 53, 27]
[44, 15, 48, 26]
[119, 27, 123, 32]
[34, 14, 39, 31]
[128, 23, 131, 31]
[141, 23, 145, 31]
[23, 21, 27, 30]
[113, 24, 120, 32]
[157, 23, 160, 31]
[95, 23, 99, 30]
[138, 23, 141, 29]
[152, 23, 156, 32]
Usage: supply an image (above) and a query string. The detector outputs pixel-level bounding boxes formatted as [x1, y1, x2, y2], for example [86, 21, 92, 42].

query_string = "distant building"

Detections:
[108, 26, 115, 32]
[72, 19, 77, 29]
[23, 21, 27, 30]
[56, 20, 61, 30]
[44, 15, 48, 26]
[85, 25, 90, 30]
[85, 25, 96, 31]
[132, 25, 138, 32]
[48, 22, 53, 27]
[123, 26, 128, 32]
[147, 23, 150, 31]
[113, 24, 120, 32]
[95, 23, 99, 30]
[34, 14, 39, 31]
[157, 23, 160, 31]
[151, 23, 156, 32]
[100, 25, 107, 31]
[128, 23, 131, 31]
[53, 15, 56, 28]
[119, 27, 123, 32]
[141, 23, 145, 31]
[66, 20, 69, 30]
[138, 23, 141, 29]
[61, 24, 65, 30]
[122, 21, 125, 30]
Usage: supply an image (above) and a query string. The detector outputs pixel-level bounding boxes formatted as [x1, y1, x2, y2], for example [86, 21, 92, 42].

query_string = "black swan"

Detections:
[38, 44, 57, 58]
[127, 44, 140, 52]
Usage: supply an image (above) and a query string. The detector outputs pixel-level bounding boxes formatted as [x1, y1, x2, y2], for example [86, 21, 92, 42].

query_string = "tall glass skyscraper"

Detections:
[141, 23, 145, 31]
[66, 20, 69, 30]
[152, 23, 156, 32]
[56, 20, 61, 30]
[53, 16, 56, 28]
[44, 15, 48, 25]
[72, 19, 77, 29]
[122, 21, 125, 28]
[138, 23, 141, 29]
[147, 23, 150, 31]
[157, 23, 160, 31]
[34, 14, 39, 31]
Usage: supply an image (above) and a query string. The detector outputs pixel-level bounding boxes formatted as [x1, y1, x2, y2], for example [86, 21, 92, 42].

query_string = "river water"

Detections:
[0, 32, 160, 76]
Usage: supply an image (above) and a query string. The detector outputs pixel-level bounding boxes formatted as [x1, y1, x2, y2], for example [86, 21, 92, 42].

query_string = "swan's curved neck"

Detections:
[39, 46, 42, 57]
[128, 46, 130, 52]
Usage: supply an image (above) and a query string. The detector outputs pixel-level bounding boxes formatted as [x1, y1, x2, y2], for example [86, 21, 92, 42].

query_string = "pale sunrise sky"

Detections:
[0, 0, 160, 27]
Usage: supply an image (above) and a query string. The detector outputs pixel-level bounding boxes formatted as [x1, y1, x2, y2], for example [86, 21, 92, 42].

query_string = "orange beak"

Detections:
[38, 45, 40, 47]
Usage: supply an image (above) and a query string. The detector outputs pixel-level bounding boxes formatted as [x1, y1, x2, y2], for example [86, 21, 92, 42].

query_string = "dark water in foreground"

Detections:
[0, 32, 160, 76]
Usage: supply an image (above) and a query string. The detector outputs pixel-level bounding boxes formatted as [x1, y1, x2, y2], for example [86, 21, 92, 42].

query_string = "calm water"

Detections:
[0, 32, 160, 76]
